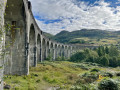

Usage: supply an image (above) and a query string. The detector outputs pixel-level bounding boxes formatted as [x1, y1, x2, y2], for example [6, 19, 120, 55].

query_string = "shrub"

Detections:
[90, 68, 100, 72]
[70, 64, 89, 70]
[81, 72, 99, 83]
[70, 52, 86, 62]
[103, 72, 113, 78]
[100, 56, 109, 66]
[98, 78, 119, 90]
[56, 56, 62, 61]
[36, 79, 41, 83]
[116, 72, 120, 77]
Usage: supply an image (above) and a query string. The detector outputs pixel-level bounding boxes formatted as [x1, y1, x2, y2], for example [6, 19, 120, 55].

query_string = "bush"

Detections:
[98, 78, 119, 90]
[36, 79, 41, 83]
[100, 56, 109, 66]
[103, 72, 113, 78]
[56, 56, 62, 61]
[90, 68, 100, 72]
[70, 64, 89, 70]
[116, 72, 120, 77]
[70, 52, 86, 62]
[81, 72, 99, 83]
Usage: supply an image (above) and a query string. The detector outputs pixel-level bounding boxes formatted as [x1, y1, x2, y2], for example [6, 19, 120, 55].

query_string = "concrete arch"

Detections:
[68, 46, 71, 58]
[61, 45, 65, 57]
[42, 38, 46, 61]
[37, 34, 41, 62]
[50, 42, 54, 60]
[58, 45, 61, 57]
[54, 44, 58, 59]
[2, 0, 83, 78]
[64, 46, 68, 58]
[46, 41, 50, 58]
[4, 0, 27, 75]
[29, 24, 36, 67]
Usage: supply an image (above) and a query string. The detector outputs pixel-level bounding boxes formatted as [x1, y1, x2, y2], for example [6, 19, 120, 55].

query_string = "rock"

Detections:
[4, 84, 11, 89]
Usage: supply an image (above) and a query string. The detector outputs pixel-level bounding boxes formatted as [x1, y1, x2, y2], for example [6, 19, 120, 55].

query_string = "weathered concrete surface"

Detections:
[0, 0, 7, 89]
[0, 0, 99, 90]
[1, 0, 99, 77]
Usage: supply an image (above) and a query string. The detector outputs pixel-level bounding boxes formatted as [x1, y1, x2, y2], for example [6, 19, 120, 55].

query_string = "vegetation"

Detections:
[98, 78, 119, 90]
[43, 32, 54, 39]
[52, 29, 120, 45]
[4, 61, 120, 90]
[70, 45, 120, 67]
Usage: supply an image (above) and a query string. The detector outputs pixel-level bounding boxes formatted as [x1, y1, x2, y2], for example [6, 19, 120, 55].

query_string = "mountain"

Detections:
[43, 32, 54, 39]
[52, 29, 120, 45]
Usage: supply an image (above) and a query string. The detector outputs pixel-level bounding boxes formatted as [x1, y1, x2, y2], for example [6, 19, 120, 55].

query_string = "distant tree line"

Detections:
[70, 45, 120, 67]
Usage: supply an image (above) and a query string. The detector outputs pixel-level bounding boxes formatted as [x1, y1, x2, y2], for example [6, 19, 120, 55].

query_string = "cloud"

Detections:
[29, 0, 120, 35]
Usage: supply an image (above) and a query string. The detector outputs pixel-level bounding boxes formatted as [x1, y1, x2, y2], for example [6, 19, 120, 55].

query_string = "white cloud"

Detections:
[29, 0, 120, 35]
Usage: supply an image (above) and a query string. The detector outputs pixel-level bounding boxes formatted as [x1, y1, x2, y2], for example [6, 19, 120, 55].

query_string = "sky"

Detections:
[29, 0, 120, 35]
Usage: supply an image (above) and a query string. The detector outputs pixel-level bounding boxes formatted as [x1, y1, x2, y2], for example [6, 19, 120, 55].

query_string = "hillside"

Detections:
[43, 32, 54, 39]
[52, 29, 120, 45]
[4, 61, 120, 90]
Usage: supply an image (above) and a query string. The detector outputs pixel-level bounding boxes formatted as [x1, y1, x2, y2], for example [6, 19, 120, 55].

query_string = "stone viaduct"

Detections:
[0, 0, 82, 76]
[0, 0, 98, 89]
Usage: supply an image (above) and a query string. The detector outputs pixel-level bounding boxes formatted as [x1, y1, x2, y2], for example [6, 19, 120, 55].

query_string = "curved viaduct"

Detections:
[0, 0, 82, 76]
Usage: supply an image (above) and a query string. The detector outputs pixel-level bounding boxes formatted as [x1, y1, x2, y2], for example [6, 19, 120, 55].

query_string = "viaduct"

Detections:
[0, 0, 97, 89]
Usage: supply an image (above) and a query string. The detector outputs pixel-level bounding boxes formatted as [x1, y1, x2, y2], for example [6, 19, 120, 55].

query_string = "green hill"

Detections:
[43, 32, 54, 39]
[52, 29, 120, 45]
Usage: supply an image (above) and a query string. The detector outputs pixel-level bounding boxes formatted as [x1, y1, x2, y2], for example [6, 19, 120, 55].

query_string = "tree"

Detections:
[100, 56, 109, 66]
[109, 45, 119, 57]
[109, 57, 118, 67]
[97, 46, 104, 57]
[70, 51, 86, 62]
[105, 46, 109, 54]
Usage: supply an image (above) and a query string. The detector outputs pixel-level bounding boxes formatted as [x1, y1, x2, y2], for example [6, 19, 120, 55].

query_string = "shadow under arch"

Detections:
[37, 34, 41, 62]
[29, 24, 36, 67]
[50, 42, 54, 60]
[54, 44, 58, 59]
[61, 45, 65, 57]
[4, 0, 27, 75]
[58, 45, 61, 57]
[46, 41, 50, 58]
[42, 38, 46, 61]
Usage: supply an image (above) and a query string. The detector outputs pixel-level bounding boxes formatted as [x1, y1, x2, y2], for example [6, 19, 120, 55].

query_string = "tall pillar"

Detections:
[53, 49, 55, 60]
[0, 0, 7, 89]
[34, 45, 37, 67]
[40, 43, 43, 62]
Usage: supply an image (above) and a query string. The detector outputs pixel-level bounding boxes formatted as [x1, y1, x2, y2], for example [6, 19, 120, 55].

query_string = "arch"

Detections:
[61, 45, 65, 57]
[50, 42, 54, 60]
[68, 46, 71, 57]
[58, 45, 61, 57]
[37, 34, 41, 62]
[55, 44, 58, 59]
[42, 38, 46, 61]
[64, 46, 68, 58]
[46, 41, 50, 59]
[29, 24, 36, 67]
[4, 0, 27, 75]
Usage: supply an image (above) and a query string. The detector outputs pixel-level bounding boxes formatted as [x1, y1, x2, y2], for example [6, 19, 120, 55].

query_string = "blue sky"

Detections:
[29, 0, 120, 35]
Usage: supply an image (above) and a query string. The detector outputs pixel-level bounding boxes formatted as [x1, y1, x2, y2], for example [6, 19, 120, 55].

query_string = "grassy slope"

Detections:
[52, 29, 120, 45]
[74, 37, 119, 45]
[4, 61, 120, 90]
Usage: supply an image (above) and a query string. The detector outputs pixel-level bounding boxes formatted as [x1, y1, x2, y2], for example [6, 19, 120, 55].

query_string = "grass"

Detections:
[4, 61, 120, 90]
[74, 37, 119, 45]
